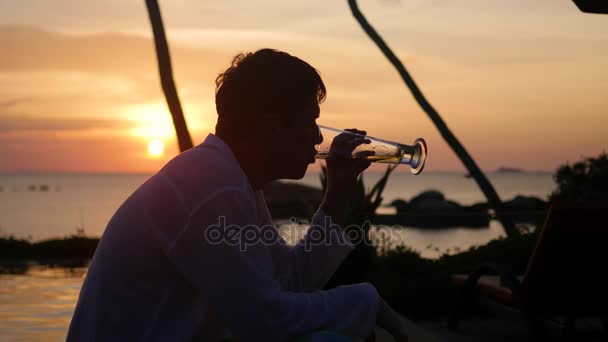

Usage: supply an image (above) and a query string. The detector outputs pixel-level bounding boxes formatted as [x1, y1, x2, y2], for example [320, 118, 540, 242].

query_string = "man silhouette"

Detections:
[68, 49, 407, 341]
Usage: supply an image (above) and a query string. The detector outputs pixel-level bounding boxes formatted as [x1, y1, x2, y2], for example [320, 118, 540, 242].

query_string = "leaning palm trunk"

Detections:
[145, 0, 193, 152]
[347, 0, 517, 237]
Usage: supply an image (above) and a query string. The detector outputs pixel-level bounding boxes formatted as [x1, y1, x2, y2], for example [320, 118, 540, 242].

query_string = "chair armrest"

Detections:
[462, 263, 523, 302]
[448, 263, 523, 330]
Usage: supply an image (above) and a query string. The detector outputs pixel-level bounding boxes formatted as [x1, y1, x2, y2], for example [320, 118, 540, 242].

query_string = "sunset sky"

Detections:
[1, 0, 607, 173]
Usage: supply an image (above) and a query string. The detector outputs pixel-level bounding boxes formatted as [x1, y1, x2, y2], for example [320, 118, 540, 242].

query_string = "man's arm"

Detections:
[267, 128, 375, 291]
[257, 191, 354, 292]
[167, 189, 380, 340]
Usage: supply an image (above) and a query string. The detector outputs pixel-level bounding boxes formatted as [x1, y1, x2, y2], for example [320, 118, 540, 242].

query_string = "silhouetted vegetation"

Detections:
[550, 152, 608, 202]
[0, 235, 97, 268]
[372, 231, 537, 320]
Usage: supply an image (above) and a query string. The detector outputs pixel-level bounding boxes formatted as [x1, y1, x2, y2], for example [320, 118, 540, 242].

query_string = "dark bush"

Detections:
[550, 152, 608, 202]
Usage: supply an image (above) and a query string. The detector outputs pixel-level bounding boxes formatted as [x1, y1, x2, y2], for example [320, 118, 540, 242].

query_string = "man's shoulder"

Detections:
[157, 145, 251, 211]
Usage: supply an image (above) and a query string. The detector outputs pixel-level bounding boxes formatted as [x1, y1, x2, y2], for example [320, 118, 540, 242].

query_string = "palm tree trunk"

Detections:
[145, 0, 193, 152]
[347, 0, 517, 237]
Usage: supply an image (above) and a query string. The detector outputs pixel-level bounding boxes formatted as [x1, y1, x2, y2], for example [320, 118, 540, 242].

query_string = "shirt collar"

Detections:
[198, 133, 240, 165]
[200, 133, 231, 154]
[198, 133, 257, 194]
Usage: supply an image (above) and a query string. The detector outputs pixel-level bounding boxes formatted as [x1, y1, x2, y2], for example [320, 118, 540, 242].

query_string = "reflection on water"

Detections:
[370, 222, 508, 257]
[0, 267, 86, 341]
[277, 221, 506, 259]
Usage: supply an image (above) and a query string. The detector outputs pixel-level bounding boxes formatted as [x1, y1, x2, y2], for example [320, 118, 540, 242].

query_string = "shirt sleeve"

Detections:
[166, 189, 379, 341]
[264, 204, 355, 292]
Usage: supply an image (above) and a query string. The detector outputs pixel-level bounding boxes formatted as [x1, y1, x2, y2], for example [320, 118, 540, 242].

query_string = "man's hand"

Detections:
[319, 128, 373, 225]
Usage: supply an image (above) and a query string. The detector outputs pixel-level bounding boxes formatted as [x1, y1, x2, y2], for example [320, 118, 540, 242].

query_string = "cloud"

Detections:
[0, 133, 174, 174]
[0, 25, 231, 76]
[0, 98, 23, 108]
[0, 115, 130, 134]
[0, 19, 606, 173]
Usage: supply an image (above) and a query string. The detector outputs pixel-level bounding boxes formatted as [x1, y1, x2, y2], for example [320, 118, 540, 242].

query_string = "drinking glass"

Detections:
[315, 125, 427, 175]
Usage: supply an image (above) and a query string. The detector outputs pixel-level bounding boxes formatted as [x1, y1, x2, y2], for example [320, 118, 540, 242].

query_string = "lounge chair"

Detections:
[448, 201, 608, 340]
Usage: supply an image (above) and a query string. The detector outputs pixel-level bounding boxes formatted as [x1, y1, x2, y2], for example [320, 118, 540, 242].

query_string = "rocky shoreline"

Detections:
[263, 181, 548, 228]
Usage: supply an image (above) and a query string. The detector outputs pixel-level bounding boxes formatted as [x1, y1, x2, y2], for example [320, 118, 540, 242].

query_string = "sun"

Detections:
[147, 139, 165, 158]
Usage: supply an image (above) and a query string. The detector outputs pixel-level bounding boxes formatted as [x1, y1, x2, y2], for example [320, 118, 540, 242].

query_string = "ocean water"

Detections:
[0, 267, 86, 341]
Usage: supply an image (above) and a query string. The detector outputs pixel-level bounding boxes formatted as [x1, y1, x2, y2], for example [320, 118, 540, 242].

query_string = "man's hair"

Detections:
[215, 49, 326, 137]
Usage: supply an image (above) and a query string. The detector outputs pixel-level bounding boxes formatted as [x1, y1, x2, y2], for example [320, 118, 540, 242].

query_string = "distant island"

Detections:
[495, 167, 525, 173]
[464, 167, 526, 178]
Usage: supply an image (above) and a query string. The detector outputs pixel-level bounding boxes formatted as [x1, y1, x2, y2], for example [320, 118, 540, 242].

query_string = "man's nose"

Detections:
[315, 127, 323, 145]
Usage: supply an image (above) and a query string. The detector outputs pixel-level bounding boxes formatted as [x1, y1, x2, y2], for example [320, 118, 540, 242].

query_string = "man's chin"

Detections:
[281, 164, 309, 180]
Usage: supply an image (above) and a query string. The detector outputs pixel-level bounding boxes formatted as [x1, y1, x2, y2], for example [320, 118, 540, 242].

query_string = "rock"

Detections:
[410, 190, 445, 203]
[411, 199, 461, 211]
[380, 191, 490, 228]
[501, 195, 548, 222]
[388, 199, 409, 213]
[409, 190, 462, 211]
[503, 195, 547, 210]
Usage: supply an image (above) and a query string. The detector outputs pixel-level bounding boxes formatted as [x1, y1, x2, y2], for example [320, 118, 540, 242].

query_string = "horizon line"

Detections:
[0, 169, 554, 176]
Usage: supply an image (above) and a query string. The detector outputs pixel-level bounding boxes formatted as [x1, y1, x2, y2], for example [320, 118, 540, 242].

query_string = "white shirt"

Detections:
[67, 134, 379, 341]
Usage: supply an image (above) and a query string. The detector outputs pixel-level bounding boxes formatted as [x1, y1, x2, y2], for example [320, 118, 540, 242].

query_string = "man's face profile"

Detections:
[270, 102, 322, 180]
[214, 49, 327, 183]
